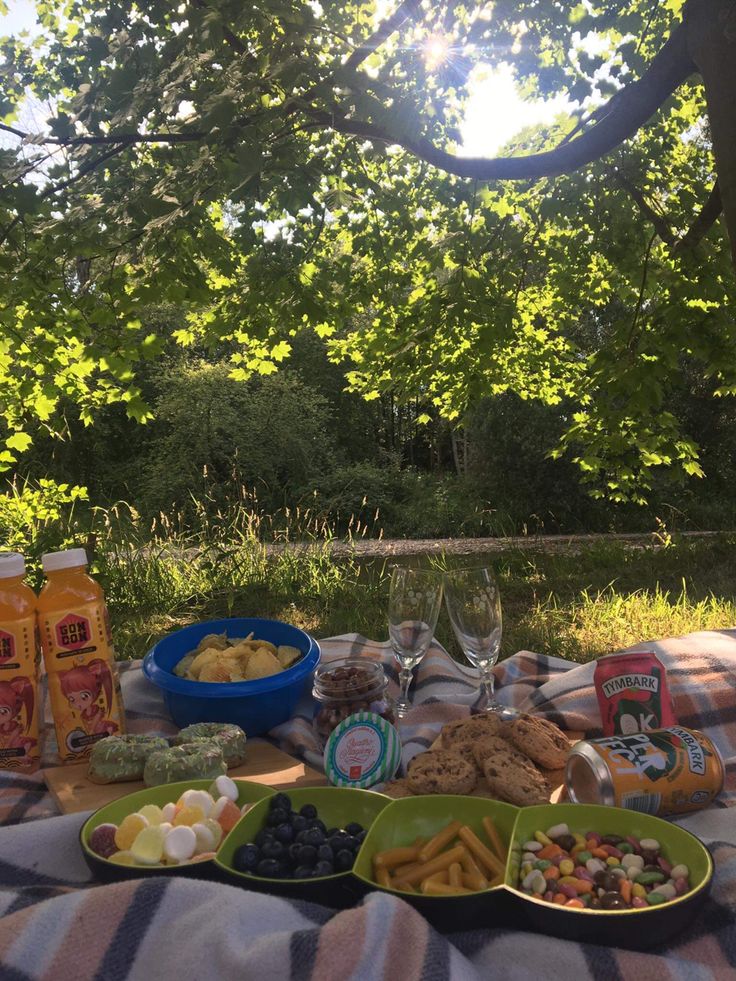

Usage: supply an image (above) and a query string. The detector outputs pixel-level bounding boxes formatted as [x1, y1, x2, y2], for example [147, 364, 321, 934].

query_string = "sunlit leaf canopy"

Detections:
[0, 0, 734, 502]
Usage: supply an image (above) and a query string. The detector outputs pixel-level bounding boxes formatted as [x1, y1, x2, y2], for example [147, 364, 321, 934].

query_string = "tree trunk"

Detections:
[687, 0, 736, 267]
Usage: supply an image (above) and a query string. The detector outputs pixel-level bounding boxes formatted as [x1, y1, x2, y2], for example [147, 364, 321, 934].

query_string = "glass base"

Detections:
[474, 698, 520, 719]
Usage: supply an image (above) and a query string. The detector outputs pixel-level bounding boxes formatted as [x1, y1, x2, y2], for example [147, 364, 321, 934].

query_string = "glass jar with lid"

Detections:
[312, 657, 397, 744]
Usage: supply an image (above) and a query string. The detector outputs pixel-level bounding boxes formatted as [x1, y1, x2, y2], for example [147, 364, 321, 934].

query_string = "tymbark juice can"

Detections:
[0, 553, 40, 770]
[566, 726, 723, 816]
[37, 548, 125, 762]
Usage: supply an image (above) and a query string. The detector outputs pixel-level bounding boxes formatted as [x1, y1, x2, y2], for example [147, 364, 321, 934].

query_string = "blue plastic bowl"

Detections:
[142, 617, 320, 736]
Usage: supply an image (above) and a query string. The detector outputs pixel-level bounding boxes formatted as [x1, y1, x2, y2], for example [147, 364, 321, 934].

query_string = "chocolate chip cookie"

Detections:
[407, 749, 478, 795]
[481, 743, 550, 807]
[506, 715, 570, 770]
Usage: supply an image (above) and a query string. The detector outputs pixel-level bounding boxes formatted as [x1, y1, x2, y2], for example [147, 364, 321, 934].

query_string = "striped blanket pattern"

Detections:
[0, 630, 735, 978]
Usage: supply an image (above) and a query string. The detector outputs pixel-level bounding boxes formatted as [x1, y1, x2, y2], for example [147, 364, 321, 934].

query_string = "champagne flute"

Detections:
[444, 566, 518, 718]
[388, 566, 443, 718]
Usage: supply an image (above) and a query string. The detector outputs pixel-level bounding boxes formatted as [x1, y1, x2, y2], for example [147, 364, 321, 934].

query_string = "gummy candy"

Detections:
[192, 822, 218, 853]
[177, 789, 215, 816]
[213, 797, 241, 833]
[173, 805, 205, 827]
[89, 823, 118, 859]
[161, 802, 177, 823]
[138, 804, 164, 826]
[201, 817, 223, 848]
[210, 774, 238, 802]
[131, 826, 166, 865]
[164, 825, 197, 862]
[115, 813, 149, 851]
[109, 850, 136, 865]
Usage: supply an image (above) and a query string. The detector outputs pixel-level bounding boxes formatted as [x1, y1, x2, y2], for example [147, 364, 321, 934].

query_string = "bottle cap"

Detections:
[42, 548, 88, 573]
[0, 552, 26, 578]
[324, 711, 402, 789]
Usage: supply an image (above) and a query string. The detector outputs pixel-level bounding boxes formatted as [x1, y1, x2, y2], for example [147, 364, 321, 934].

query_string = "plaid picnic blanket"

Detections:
[1, 630, 736, 979]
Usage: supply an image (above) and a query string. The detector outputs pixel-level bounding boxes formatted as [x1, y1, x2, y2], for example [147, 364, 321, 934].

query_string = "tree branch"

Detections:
[674, 181, 723, 252]
[611, 167, 676, 245]
[343, 0, 422, 69]
[307, 22, 696, 180]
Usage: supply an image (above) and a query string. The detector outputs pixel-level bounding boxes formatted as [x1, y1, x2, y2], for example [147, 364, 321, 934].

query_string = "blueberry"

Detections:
[255, 828, 274, 847]
[256, 858, 282, 877]
[326, 827, 339, 838]
[313, 860, 334, 877]
[317, 844, 333, 863]
[291, 815, 308, 833]
[303, 827, 326, 848]
[300, 804, 318, 820]
[295, 830, 310, 844]
[267, 808, 289, 827]
[293, 865, 313, 879]
[345, 822, 364, 836]
[342, 835, 359, 852]
[233, 843, 260, 873]
[275, 823, 295, 844]
[271, 793, 292, 812]
[335, 849, 354, 872]
[355, 830, 367, 844]
[297, 845, 317, 866]
[261, 840, 285, 861]
[307, 819, 327, 834]
[288, 842, 302, 864]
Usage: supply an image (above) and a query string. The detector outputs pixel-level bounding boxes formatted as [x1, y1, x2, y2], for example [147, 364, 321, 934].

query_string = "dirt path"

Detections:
[267, 530, 727, 559]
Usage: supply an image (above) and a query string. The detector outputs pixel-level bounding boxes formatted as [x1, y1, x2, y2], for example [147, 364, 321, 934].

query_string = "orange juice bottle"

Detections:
[0, 553, 40, 771]
[37, 548, 125, 763]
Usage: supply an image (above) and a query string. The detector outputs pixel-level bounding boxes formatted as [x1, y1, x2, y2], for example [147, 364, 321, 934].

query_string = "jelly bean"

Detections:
[559, 859, 575, 876]
[552, 893, 567, 905]
[537, 844, 564, 860]
[639, 838, 660, 852]
[576, 850, 592, 864]
[591, 847, 609, 860]
[636, 871, 666, 885]
[521, 863, 533, 877]
[619, 879, 632, 904]
[558, 883, 578, 900]
[656, 882, 677, 899]
[543, 889, 555, 902]
[572, 833, 587, 846]
[674, 877, 689, 895]
[523, 841, 542, 852]
[522, 870, 541, 890]
[631, 883, 647, 899]
[657, 856, 673, 875]
[647, 891, 667, 906]
[173, 805, 205, 827]
[89, 823, 118, 859]
[545, 823, 569, 840]
[534, 831, 553, 846]
[585, 858, 606, 875]
[565, 898, 585, 908]
[621, 854, 644, 870]
[605, 857, 620, 867]
[587, 833, 602, 845]
[559, 876, 578, 886]
[609, 868, 626, 880]
[626, 836, 641, 853]
[574, 867, 594, 882]
[138, 804, 164, 827]
[601, 845, 624, 859]
[543, 866, 560, 881]
[131, 826, 166, 866]
[627, 866, 642, 881]
[670, 864, 689, 880]
[522, 852, 538, 864]
[534, 859, 552, 871]
[631, 897, 647, 908]
[619, 842, 634, 854]
[115, 813, 149, 851]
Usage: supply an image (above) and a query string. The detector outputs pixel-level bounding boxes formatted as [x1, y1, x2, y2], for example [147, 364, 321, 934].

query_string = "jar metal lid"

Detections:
[324, 711, 401, 789]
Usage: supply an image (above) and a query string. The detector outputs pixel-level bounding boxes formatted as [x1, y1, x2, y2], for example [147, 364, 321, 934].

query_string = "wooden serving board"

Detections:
[44, 739, 327, 815]
[384, 730, 584, 804]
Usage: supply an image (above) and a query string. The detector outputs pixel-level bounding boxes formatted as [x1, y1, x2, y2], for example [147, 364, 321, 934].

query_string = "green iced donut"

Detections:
[88, 734, 170, 784]
[171, 723, 247, 769]
[142, 743, 227, 787]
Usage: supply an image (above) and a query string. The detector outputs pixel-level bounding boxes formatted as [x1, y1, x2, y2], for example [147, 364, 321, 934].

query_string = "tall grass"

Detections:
[2, 479, 736, 663]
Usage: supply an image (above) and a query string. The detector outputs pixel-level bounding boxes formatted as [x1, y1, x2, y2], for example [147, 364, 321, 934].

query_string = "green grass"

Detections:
[4, 485, 735, 663]
[97, 529, 736, 664]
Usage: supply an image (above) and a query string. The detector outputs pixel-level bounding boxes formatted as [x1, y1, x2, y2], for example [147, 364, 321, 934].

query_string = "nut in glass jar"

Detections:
[312, 657, 397, 743]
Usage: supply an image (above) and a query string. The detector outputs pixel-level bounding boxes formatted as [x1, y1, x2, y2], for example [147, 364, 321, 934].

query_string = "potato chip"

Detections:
[195, 632, 228, 653]
[244, 649, 283, 680]
[188, 648, 223, 679]
[199, 657, 242, 683]
[277, 645, 302, 669]
[174, 653, 196, 678]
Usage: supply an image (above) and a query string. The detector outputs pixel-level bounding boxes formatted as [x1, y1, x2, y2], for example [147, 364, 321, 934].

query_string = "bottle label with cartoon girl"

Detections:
[0, 616, 40, 770]
[41, 603, 125, 762]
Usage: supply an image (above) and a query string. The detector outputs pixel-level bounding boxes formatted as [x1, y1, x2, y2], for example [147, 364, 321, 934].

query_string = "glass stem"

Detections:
[397, 667, 413, 715]
[480, 663, 496, 707]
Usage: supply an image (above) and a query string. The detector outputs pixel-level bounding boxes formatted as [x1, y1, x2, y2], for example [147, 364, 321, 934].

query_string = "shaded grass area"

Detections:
[102, 534, 736, 664]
